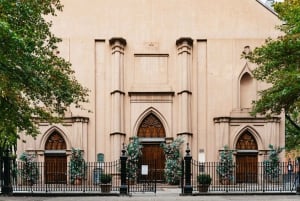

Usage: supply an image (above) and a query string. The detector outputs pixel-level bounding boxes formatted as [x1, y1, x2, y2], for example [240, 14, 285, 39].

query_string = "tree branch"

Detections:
[285, 114, 300, 131]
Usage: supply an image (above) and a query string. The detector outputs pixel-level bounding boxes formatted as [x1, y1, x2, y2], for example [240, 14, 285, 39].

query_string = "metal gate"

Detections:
[127, 159, 157, 193]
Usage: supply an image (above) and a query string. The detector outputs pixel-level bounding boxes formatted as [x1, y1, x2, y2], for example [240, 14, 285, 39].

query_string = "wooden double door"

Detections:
[45, 155, 67, 184]
[236, 154, 258, 183]
[140, 143, 165, 181]
[137, 114, 166, 182]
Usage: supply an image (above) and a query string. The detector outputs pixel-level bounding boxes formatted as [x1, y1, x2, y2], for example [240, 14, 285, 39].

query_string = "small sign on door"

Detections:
[141, 165, 148, 175]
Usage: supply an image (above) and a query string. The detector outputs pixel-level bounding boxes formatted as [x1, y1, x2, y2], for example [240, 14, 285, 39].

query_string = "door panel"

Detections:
[45, 155, 67, 184]
[141, 144, 165, 181]
[236, 155, 258, 183]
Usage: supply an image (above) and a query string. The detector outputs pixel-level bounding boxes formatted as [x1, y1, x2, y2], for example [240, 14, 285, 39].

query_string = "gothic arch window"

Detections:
[240, 72, 255, 109]
[45, 131, 67, 150]
[236, 131, 258, 150]
[137, 114, 165, 138]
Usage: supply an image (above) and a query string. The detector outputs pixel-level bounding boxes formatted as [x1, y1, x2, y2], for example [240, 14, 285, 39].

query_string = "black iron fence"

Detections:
[0, 149, 299, 195]
[12, 161, 121, 193]
[127, 159, 157, 193]
[182, 159, 299, 193]
[8, 156, 157, 194]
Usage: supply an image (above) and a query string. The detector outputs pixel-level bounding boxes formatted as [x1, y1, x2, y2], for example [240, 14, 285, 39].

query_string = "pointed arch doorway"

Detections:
[44, 131, 67, 184]
[137, 114, 166, 181]
[236, 131, 258, 183]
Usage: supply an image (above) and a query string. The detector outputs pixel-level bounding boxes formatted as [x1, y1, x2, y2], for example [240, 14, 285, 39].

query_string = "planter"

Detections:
[100, 184, 112, 193]
[197, 184, 210, 192]
[220, 178, 231, 185]
[169, 179, 180, 185]
[197, 173, 212, 192]
[266, 176, 280, 183]
[74, 178, 82, 185]
[127, 179, 136, 185]
[24, 179, 34, 186]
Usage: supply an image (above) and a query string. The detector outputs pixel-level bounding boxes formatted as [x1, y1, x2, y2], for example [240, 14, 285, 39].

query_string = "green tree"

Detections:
[285, 111, 300, 151]
[243, 0, 300, 117]
[0, 0, 88, 143]
[243, 0, 300, 150]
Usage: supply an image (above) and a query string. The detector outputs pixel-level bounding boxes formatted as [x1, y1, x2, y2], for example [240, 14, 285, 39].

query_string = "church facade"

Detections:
[17, 0, 284, 179]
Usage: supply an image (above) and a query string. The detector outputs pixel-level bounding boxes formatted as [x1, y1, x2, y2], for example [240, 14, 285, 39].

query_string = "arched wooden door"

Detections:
[44, 132, 67, 184]
[137, 114, 166, 181]
[236, 131, 258, 183]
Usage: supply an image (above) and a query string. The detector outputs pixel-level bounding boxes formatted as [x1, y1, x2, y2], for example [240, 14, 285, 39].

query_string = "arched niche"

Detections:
[240, 72, 255, 109]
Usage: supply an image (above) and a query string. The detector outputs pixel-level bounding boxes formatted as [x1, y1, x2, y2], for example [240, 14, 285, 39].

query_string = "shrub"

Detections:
[216, 145, 234, 183]
[69, 148, 87, 184]
[19, 152, 39, 184]
[264, 144, 284, 180]
[126, 136, 142, 180]
[100, 173, 112, 184]
[197, 174, 212, 185]
[161, 137, 184, 184]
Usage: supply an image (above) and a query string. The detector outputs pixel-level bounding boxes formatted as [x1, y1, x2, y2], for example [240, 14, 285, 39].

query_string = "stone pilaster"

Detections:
[176, 37, 193, 148]
[109, 37, 126, 160]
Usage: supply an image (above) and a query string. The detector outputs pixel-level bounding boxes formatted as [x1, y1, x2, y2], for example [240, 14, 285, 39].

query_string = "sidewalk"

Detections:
[1, 189, 299, 201]
[1, 194, 298, 201]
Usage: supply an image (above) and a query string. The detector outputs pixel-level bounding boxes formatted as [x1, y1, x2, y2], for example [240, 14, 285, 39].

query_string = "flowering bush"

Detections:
[69, 148, 87, 184]
[19, 152, 39, 184]
[216, 145, 234, 183]
[126, 136, 142, 180]
[161, 137, 184, 184]
[264, 144, 284, 180]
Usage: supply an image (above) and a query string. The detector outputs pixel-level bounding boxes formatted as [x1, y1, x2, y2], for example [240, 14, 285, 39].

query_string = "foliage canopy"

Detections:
[0, 0, 88, 142]
[243, 0, 300, 117]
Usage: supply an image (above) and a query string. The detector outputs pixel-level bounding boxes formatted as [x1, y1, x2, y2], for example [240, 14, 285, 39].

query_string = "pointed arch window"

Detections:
[236, 131, 258, 150]
[45, 131, 66, 150]
[137, 114, 165, 138]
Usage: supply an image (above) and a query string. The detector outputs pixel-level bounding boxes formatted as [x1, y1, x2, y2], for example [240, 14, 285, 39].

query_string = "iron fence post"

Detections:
[297, 157, 300, 195]
[120, 143, 128, 195]
[183, 143, 193, 195]
[2, 150, 13, 195]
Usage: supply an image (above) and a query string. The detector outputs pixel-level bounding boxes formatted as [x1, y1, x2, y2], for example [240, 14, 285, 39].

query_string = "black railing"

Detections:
[183, 160, 299, 193]
[2, 155, 299, 194]
[127, 159, 157, 193]
[13, 161, 121, 193]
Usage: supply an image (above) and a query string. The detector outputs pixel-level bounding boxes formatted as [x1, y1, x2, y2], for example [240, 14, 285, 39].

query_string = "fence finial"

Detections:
[186, 143, 190, 156]
[121, 143, 126, 156]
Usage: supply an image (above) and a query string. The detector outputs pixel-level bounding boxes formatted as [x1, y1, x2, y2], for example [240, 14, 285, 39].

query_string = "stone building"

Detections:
[17, 0, 284, 183]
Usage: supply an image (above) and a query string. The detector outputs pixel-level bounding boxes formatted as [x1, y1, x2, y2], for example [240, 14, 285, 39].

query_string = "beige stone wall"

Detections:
[17, 0, 284, 162]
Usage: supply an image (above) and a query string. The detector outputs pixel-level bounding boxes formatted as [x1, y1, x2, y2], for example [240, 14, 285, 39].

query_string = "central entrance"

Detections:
[236, 131, 258, 183]
[44, 132, 67, 184]
[137, 114, 166, 181]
